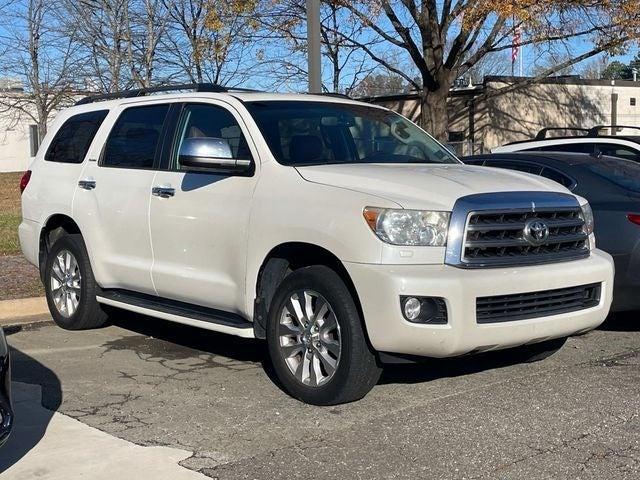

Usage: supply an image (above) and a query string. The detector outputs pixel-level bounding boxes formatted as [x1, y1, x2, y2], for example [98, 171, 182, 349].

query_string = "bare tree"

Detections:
[0, 0, 79, 139]
[127, 0, 169, 88]
[577, 56, 609, 80]
[350, 72, 409, 97]
[332, 1, 640, 140]
[263, 0, 375, 93]
[63, 0, 132, 93]
[163, 0, 263, 86]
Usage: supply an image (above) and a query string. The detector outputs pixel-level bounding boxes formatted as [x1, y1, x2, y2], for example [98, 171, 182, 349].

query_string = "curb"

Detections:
[0, 296, 50, 325]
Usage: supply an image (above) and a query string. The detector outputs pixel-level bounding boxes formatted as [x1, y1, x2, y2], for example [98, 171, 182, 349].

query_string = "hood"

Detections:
[296, 163, 570, 210]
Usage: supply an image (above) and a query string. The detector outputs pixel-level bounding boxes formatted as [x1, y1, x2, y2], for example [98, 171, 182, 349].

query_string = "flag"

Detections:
[512, 28, 521, 64]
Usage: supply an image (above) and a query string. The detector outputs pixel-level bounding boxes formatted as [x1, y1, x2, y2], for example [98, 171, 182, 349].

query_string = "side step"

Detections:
[96, 288, 255, 338]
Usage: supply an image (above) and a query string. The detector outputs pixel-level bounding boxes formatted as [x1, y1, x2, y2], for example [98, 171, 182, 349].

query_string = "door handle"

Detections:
[78, 178, 96, 190]
[152, 186, 175, 198]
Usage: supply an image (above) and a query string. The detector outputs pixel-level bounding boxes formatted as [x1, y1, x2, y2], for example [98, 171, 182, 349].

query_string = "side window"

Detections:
[45, 110, 109, 164]
[536, 143, 594, 154]
[484, 160, 543, 175]
[595, 143, 640, 162]
[174, 104, 253, 169]
[540, 167, 576, 189]
[102, 104, 169, 169]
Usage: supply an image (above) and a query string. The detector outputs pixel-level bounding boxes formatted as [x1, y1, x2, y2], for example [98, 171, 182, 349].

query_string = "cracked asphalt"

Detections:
[3, 310, 640, 479]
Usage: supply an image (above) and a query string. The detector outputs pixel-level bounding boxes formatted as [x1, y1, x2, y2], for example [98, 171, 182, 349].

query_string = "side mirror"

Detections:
[179, 137, 252, 174]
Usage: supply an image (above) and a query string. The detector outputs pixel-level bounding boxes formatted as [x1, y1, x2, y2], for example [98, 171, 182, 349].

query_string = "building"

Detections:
[3, 75, 640, 171]
[0, 79, 40, 172]
[365, 76, 640, 156]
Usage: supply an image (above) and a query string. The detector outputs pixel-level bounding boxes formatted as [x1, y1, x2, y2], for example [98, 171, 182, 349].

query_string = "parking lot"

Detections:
[0, 311, 638, 479]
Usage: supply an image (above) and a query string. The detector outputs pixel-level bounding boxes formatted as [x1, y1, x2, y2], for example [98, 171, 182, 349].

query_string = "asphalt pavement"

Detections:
[1, 311, 638, 479]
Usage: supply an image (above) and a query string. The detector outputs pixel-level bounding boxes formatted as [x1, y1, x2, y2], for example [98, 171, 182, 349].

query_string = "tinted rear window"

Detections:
[45, 110, 109, 164]
[533, 143, 594, 154]
[584, 158, 640, 193]
[540, 167, 575, 189]
[595, 143, 640, 162]
[484, 160, 543, 175]
[102, 105, 169, 169]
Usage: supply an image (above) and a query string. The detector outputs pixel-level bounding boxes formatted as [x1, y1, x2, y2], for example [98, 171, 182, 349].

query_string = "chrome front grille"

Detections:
[462, 208, 589, 267]
[444, 192, 592, 269]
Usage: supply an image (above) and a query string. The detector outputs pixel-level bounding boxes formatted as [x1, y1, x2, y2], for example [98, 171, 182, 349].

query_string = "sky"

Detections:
[0, 1, 638, 93]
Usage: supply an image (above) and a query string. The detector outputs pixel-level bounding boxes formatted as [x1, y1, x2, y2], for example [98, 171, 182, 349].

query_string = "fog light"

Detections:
[403, 297, 421, 321]
[400, 296, 448, 324]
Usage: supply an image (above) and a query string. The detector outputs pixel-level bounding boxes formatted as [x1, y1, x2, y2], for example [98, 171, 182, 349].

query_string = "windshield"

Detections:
[245, 101, 460, 166]
[583, 158, 640, 194]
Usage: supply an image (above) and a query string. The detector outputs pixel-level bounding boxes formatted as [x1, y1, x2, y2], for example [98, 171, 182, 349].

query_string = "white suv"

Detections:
[19, 84, 614, 405]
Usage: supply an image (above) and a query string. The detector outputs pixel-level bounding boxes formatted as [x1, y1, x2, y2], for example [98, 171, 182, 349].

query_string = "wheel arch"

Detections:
[38, 214, 82, 280]
[252, 242, 365, 340]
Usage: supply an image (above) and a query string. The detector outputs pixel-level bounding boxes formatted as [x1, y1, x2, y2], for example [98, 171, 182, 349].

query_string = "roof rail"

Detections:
[307, 92, 351, 99]
[535, 127, 590, 140]
[75, 83, 261, 106]
[588, 125, 640, 136]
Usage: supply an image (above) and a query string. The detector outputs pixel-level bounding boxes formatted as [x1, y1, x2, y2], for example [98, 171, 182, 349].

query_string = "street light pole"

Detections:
[306, 0, 322, 93]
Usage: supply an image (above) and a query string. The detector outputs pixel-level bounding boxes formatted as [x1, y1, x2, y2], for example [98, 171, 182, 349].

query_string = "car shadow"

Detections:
[597, 311, 639, 332]
[107, 309, 266, 363]
[0, 326, 63, 472]
[379, 348, 540, 385]
[107, 310, 551, 392]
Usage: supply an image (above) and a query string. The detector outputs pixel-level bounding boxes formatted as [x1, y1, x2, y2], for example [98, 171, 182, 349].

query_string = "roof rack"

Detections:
[587, 125, 640, 136]
[307, 92, 351, 99]
[75, 83, 261, 106]
[535, 127, 591, 140]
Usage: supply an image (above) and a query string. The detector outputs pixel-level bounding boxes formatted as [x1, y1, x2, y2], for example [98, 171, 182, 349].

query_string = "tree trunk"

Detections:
[418, 88, 449, 143]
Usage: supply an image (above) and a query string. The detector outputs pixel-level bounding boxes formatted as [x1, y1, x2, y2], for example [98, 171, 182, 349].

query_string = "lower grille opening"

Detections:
[476, 283, 601, 324]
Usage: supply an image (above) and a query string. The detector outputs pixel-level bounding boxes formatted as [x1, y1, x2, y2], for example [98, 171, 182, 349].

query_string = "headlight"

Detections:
[363, 207, 450, 246]
[580, 203, 594, 235]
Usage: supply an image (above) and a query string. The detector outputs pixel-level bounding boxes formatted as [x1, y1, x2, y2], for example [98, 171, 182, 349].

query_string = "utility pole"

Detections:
[307, 0, 322, 93]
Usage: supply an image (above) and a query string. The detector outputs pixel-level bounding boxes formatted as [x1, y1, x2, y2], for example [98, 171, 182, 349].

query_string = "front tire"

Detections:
[44, 233, 108, 330]
[266, 266, 381, 405]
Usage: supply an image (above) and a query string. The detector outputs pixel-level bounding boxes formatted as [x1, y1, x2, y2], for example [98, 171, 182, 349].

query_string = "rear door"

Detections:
[73, 102, 171, 294]
[24, 110, 109, 235]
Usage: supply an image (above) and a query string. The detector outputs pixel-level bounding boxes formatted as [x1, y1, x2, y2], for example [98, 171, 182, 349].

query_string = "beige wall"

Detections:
[477, 80, 634, 150]
[0, 108, 34, 172]
[367, 79, 640, 154]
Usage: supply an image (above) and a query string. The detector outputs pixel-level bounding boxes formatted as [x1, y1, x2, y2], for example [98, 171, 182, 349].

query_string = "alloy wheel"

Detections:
[50, 249, 82, 318]
[278, 289, 342, 387]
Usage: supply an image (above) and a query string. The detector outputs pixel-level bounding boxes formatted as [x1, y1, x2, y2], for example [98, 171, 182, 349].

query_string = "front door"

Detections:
[149, 102, 258, 313]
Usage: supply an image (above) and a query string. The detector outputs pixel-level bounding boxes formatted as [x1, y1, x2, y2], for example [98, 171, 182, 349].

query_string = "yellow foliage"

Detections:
[462, 0, 640, 40]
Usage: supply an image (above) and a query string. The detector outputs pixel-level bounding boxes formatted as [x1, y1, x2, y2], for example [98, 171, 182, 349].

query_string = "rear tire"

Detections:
[44, 233, 108, 330]
[266, 265, 381, 405]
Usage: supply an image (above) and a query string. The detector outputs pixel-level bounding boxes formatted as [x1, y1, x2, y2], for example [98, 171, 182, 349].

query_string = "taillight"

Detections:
[19, 170, 31, 194]
[627, 214, 640, 226]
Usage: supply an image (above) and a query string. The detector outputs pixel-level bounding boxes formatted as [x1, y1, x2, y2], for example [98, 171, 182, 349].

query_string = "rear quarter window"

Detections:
[101, 104, 169, 169]
[45, 110, 109, 164]
[540, 167, 576, 190]
[534, 143, 594, 154]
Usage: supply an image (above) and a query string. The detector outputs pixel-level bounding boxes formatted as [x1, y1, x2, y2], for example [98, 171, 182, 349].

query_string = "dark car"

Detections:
[0, 328, 12, 447]
[464, 152, 640, 312]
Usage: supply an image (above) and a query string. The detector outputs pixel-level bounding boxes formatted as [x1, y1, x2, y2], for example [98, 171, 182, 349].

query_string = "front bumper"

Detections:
[0, 328, 12, 447]
[345, 249, 614, 358]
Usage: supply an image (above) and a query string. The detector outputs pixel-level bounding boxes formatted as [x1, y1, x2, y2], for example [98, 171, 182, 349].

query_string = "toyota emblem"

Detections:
[523, 218, 550, 246]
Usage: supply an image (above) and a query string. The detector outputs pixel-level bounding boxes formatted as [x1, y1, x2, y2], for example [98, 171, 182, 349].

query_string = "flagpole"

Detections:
[520, 38, 524, 77]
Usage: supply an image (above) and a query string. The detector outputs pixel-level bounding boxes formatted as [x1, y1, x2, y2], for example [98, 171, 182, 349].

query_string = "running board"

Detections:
[96, 289, 255, 339]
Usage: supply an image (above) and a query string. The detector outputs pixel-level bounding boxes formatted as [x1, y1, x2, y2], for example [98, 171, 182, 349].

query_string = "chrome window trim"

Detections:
[445, 191, 587, 269]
